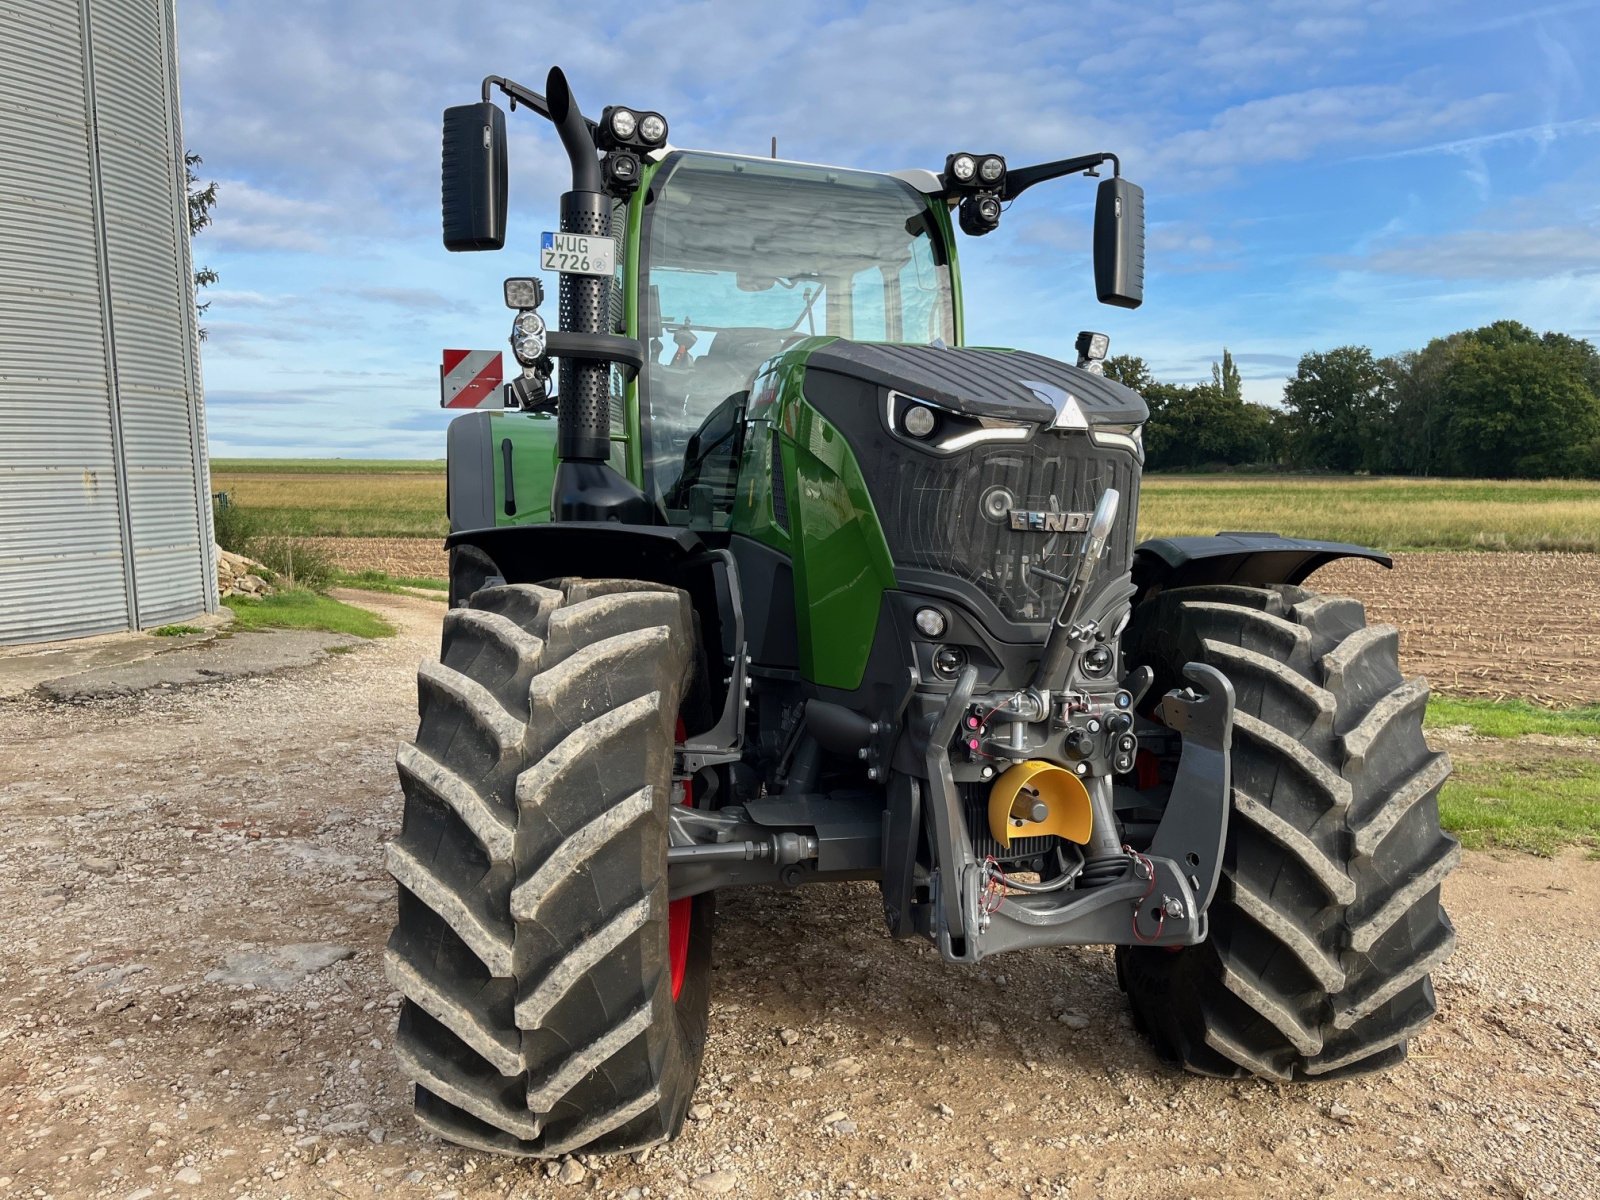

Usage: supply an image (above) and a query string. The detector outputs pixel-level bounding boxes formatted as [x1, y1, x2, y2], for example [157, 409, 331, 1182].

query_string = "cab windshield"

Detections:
[638, 152, 955, 511]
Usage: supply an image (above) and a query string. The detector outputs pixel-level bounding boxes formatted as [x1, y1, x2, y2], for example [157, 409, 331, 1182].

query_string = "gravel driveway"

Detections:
[1, 591, 1595, 1199]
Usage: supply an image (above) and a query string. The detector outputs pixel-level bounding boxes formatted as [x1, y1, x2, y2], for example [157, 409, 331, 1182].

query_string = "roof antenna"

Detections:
[771, 136, 777, 159]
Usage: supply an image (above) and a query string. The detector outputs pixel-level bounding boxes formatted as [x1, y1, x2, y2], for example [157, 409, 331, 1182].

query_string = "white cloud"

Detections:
[1354, 226, 1600, 279]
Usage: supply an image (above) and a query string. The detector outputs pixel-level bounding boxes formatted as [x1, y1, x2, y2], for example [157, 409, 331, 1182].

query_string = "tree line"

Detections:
[1105, 321, 1600, 478]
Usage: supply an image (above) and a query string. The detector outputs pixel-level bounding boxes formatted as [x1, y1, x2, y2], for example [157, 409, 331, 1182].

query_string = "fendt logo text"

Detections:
[1007, 509, 1093, 533]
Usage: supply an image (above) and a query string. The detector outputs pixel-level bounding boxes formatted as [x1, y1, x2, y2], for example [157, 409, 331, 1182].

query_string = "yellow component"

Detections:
[987, 760, 1094, 848]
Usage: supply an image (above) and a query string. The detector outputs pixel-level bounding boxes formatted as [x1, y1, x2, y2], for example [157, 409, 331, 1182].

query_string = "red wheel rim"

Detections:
[669, 718, 692, 1001]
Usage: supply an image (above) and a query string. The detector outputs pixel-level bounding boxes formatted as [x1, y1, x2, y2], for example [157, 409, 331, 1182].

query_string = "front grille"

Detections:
[871, 433, 1138, 622]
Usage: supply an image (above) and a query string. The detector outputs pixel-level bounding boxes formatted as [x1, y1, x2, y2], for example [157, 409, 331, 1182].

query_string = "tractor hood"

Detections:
[804, 341, 1148, 426]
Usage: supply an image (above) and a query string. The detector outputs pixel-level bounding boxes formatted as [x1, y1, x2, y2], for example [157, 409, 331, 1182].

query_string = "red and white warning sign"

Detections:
[439, 349, 504, 409]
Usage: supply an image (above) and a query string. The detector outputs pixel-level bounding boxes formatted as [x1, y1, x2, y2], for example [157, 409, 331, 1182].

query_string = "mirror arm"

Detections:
[1000, 151, 1120, 202]
[479, 75, 600, 138]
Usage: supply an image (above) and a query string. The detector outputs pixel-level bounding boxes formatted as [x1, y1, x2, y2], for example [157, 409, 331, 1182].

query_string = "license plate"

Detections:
[540, 232, 615, 277]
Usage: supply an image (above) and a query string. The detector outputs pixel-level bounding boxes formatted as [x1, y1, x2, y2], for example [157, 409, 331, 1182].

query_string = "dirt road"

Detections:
[1, 592, 1596, 1199]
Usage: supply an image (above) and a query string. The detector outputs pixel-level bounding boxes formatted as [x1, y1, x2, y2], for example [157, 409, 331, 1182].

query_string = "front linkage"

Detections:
[661, 488, 1237, 964]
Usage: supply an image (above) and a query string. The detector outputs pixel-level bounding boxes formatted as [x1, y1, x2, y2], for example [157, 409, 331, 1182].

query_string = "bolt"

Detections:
[857, 747, 871, 760]
[1075, 762, 1089, 776]
[980, 766, 995, 780]
[1162, 896, 1186, 919]
[866, 767, 880, 781]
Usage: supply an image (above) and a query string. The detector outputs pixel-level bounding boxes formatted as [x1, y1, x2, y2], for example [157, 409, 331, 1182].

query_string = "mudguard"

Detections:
[1132, 532, 1391, 600]
[447, 522, 743, 734]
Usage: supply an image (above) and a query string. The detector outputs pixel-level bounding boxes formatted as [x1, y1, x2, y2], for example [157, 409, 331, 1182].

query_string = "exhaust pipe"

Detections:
[545, 68, 611, 466]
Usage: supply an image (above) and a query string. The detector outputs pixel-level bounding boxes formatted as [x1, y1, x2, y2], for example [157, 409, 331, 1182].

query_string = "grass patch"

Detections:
[222, 589, 395, 638]
[1440, 755, 1600, 856]
[335, 569, 448, 597]
[1140, 475, 1600, 553]
[151, 624, 202, 637]
[1426, 697, 1600, 739]
[213, 498, 340, 588]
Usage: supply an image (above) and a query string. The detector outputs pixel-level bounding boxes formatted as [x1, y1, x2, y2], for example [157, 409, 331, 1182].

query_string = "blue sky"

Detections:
[180, 0, 1600, 458]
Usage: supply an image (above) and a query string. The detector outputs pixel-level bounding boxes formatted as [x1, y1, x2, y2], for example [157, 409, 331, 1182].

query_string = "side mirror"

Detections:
[442, 102, 507, 251]
[1094, 177, 1144, 309]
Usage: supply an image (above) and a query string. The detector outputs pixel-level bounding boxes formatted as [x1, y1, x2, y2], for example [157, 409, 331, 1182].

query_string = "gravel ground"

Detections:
[1, 592, 1596, 1200]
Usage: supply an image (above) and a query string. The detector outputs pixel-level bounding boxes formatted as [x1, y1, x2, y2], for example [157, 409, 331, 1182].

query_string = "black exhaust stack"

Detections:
[545, 69, 608, 465]
[541, 68, 654, 523]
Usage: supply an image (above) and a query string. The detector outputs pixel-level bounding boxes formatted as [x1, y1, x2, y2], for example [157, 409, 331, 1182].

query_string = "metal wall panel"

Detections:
[89, 0, 212, 626]
[0, 0, 214, 643]
[0, 0, 132, 644]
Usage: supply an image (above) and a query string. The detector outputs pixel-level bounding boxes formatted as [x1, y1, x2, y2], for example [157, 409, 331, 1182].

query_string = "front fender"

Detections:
[1132, 532, 1391, 601]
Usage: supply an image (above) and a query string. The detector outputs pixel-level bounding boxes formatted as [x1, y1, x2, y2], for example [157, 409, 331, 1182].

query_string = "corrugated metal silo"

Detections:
[0, 0, 215, 645]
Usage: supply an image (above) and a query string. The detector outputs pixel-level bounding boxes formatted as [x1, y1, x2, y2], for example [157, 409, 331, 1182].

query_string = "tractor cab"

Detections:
[637, 151, 957, 514]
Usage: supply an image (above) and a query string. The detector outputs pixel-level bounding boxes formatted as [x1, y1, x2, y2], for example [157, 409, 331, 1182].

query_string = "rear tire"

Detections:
[1118, 584, 1457, 1080]
[386, 578, 713, 1156]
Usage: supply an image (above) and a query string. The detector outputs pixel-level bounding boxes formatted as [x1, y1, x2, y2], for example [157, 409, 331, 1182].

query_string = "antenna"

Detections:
[771, 136, 777, 159]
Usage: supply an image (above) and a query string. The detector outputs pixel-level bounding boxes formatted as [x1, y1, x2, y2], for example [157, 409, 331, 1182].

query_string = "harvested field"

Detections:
[1311, 553, 1600, 705]
[309, 537, 448, 581]
[309, 538, 1600, 706]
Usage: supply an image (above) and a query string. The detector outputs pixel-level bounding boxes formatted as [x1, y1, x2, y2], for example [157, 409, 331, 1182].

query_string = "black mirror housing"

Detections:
[1094, 176, 1144, 309]
[442, 102, 507, 251]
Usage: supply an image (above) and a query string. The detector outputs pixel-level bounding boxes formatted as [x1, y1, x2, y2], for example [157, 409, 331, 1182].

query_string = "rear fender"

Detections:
[1132, 533, 1391, 602]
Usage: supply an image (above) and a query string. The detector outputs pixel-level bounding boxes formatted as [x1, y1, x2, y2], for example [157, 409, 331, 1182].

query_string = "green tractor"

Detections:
[386, 67, 1458, 1157]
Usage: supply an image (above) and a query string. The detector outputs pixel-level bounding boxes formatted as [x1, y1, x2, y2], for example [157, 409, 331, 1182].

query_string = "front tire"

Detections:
[1118, 584, 1457, 1080]
[386, 578, 713, 1156]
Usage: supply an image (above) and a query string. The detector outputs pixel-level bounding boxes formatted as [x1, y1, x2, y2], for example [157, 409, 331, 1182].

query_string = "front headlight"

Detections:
[609, 107, 638, 140]
[885, 389, 1034, 454]
[510, 309, 547, 366]
[638, 113, 667, 144]
[1090, 422, 1144, 460]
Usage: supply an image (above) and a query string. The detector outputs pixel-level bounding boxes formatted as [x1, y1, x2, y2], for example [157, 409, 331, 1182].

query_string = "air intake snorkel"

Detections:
[1032, 487, 1119, 690]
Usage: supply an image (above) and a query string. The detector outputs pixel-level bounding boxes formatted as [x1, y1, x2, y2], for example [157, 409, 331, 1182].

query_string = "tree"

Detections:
[1103, 354, 1154, 391]
[1435, 322, 1600, 478]
[1143, 381, 1278, 470]
[1281, 346, 1389, 472]
[185, 151, 218, 339]
[1211, 347, 1242, 402]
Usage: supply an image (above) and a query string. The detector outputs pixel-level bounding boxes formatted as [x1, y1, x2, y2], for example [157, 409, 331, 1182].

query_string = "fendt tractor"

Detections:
[385, 67, 1458, 1157]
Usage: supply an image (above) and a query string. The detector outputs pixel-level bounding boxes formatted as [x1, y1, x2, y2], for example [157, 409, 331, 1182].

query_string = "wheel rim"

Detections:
[669, 718, 693, 1002]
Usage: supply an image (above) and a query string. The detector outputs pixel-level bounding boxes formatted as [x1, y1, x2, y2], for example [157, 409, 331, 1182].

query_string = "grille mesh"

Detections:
[870, 435, 1138, 622]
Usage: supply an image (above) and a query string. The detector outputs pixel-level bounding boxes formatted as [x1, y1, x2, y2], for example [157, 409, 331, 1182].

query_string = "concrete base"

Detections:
[0, 610, 361, 702]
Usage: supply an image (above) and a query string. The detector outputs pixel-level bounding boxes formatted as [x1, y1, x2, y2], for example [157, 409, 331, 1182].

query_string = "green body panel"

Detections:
[732, 341, 897, 690]
[487, 410, 559, 525]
